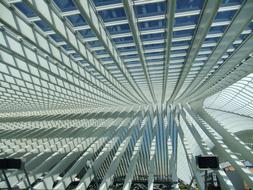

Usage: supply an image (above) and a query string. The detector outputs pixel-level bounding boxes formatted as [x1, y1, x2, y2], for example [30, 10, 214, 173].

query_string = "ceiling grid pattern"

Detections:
[0, 0, 251, 109]
[1, 0, 253, 189]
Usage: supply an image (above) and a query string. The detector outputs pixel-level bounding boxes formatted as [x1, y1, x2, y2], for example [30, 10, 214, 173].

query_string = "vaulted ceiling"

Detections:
[0, 0, 253, 189]
[0, 0, 252, 111]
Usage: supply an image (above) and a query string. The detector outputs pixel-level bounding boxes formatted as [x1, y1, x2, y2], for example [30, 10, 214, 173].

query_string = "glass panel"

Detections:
[99, 8, 126, 22]
[53, 0, 76, 12]
[221, 0, 244, 6]
[62, 44, 73, 51]
[122, 54, 139, 59]
[128, 63, 142, 68]
[144, 43, 165, 50]
[79, 29, 96, 38]
[171, 57, 186, 61]
[248, 22, 253, 30]
[113, 36, 133, 44]
[139, 20, 165, 31]
[171, 50, 187, 54]
[92, 0, 121, 6]
[135, 2, 166, 17]
[67, 14, 86, 27]
[196, 54, 208, 59]
[199, 47, 214, 52]
[50, 34, 64, 42]
[118, 46, 137, 52]
[100, 57, 113, 62]
[214, 10, 237, 22]
[204, 37, 220, 43]
[173, 29, 194, 37]
[172, 41, 191, 46]
[147, 58, 164, 63]
[34, 20, 51, 31]
[71, 53, 81, 58]
[176, 0, 204, 12]
[141, 33, 165, 41]
[208, 26, 227, 34]
[14, 2, 37, 17]
[88, 40, 103, 48]
[145, 52, 164, 56]
[95, 49, 107, 55]
[240, 33, 250, 41]
[107, 24, 130, 34]
[174, 15, 199, 27]
[148, 65, 164, 69]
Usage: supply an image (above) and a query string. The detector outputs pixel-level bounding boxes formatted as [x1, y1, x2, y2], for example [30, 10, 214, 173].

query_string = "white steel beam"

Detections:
[75, 123, 129, 189]
[122, 112, 150, 190]
[0, 4, 132, 105]
[25, 5, 239, 33]
[75, 0, 149, 103]
[0, 28, 126, 104]
[31, 113, 124, 189]
[14, 115, 110, 188]
[175, 117, 204, 190]
[180, 108, 235, 190]
[192, 103, 253, 164]
[15, 127, 98, 188]
[186, 105, 253, 189]
[51, 118, 126, 189]
[123, 0, 157, 103]
[185, 34, 253, 101]
[161, 0, 176, 102]
[0, 46, 120, 106]
[0, 126, 83, 188]
[5, 0, 139, 104]
[169, 0, 221, 102]
[147, 113, 158, 190]
[179, 1, 253, 101]
[99, 117, 141, 190]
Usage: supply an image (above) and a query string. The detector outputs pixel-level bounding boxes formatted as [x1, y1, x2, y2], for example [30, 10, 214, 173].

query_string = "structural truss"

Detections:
[0, 0, 253, 189]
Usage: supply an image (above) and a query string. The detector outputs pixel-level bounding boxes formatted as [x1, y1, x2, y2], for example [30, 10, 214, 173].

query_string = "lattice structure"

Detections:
[0, 0, 253, 189]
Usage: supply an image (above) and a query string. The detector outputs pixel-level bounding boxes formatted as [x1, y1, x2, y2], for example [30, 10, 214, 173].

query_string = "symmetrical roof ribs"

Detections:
[0, 0, 251, 110]
[0, 1, 253, 188]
